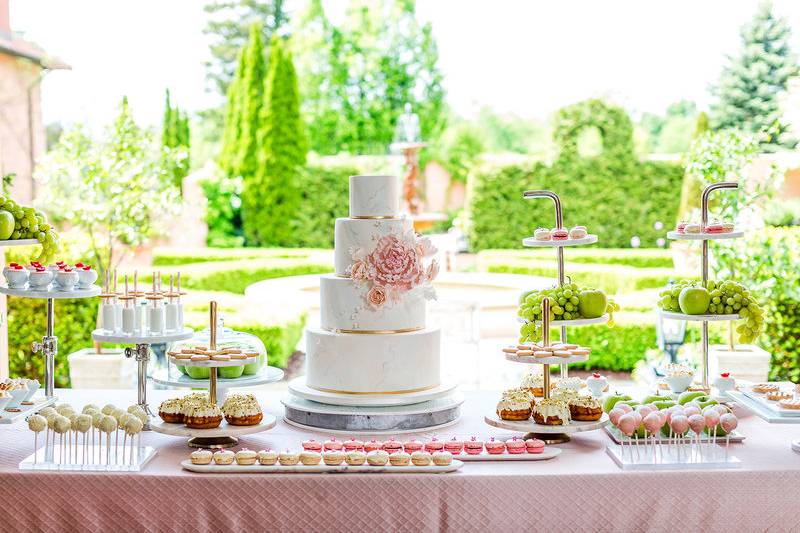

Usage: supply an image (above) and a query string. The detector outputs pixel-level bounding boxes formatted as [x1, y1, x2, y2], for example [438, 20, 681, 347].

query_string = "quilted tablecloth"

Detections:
[1, 388, 798, 532]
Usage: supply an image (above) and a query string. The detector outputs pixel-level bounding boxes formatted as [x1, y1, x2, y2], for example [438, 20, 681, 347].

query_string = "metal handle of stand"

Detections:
[524, 190, 568, 378]
[125, 344, 152, 426]
[699, 181, 739, 390]
[542, 297, 551, 400]
[30, 298, 57, 399]
[209, 301, 218, 404]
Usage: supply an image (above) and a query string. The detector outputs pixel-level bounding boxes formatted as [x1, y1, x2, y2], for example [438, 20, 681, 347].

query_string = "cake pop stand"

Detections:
[91, 328, 193, 429]
[0, 283, 101, 423]
[663, 182, 743, 392]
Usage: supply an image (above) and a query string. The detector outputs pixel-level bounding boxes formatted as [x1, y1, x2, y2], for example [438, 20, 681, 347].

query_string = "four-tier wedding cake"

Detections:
[303, 175, 441, 400]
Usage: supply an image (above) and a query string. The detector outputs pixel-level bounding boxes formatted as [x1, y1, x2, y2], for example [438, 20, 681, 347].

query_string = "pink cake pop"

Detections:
[643, 412, 662, 435]
[720, 413, 738, 434]
[629, 411, 642, 427]
[713, 404, 729, 415]
[617, 413, 637, 436]
[609, 407, 625, 426]
[687, 414, 705, 435]
[683, 405, 701, 417]
[636, 405, 654, 418]
[670, 414, 689, 436]
[617, 403, 633, 414]
[703, 410, 720, 432]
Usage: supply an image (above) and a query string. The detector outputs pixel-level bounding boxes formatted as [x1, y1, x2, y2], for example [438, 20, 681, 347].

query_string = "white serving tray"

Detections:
[150, 416, 277, 438]
[734, 383, 800, 417]
[484, 412, 609, 434]
[504, 352, 589, 365]
[0, 283, 100, 299]
[727, 390, 800, 424]
[0, 238, 39, 247]
[455, 447, 561, 461]
[522, 235, 598, 247]
[666, 230, 743, 241]
[181, 458, 463, 474]
[0, 395, 56, 424]
[92, 328, 194, 345]
[606, 444, 740, 471]
[658, 310, 740, 322]
[519, 314, 609, 327]
[604, 425, 745, 444]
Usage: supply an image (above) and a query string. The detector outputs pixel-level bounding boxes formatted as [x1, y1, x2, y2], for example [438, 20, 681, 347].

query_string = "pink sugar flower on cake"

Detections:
[426, 260, 439, 283]
[366, 286, 388, 309]
[416, 236, 437, 258]
[369, 235, 422, 291]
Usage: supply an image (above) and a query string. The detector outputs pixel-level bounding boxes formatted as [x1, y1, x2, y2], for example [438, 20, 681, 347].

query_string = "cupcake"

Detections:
[258, 449, 279, 465]
[533, 398, 571, 426]
[403, 439, 424, 453]
[485, 437, 505, 455]
[158, 398, 184, 424]
[444, 437, 463, 455]
[525, 438, 545, 454]
[432, 451, 453, 466]
[301, 439, 322, 452]
[190, 449, 213, 465]
[213, 449, 235, 465]
[323, 450, 346, 466]
[184, 401, 223, 429]
[411, 451, 432, 466]
[346, 450, 367, 466]
[382, 437, 402, 454]
[343, 437, 364, 452]
[278, 451, 300, 466]
[221, 393, 263, 426]
[464, 436, 484, 455]
[366, 450, 389, 466]
[496, 389, 534, 421]
[505, 436, 526, 454]
[235, 449, 258, 465]
[299, 451, 322, 466]
[424, 437, 444, 453]
[389, 451, 411, 466]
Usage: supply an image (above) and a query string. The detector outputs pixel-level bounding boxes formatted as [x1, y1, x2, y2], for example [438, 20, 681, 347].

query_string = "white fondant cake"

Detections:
[305, 327, 441, 394]
[349, 175, 398, 218]
[334, 217, 413, 276]
[319, 274, 425, 332]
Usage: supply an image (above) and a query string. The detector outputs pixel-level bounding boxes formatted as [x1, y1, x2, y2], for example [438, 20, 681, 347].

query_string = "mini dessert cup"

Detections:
[21, 379, 40, 403]
[54, 269, 79, 291]
[586, 373, 608, 397]
[6, 388, 28, 409]
[77, 266, 98, 289]
[28, 269, 54, 290]
[666, 374, 693, 394]
[3, 265, 29, 288]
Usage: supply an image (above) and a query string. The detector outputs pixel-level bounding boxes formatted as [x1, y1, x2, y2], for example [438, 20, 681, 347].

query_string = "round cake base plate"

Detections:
[791, 439, 800, 453]
[281, 393, 463, 435]
[287, 377, 457, 407]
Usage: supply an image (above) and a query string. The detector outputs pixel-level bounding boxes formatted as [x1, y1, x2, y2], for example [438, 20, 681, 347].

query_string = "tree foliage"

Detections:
[161, 89, 191, 190]
[711, 1, 798, 149]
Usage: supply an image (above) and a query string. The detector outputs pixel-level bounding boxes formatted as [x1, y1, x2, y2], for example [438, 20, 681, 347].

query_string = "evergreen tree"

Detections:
[242, 36, 307, 246]
[693, 112, 710, 139]
[218, 48, 246, 177]
[234, 23, 267, 179]
[161, 89, 191, 189]
[711, 1, 798, 148]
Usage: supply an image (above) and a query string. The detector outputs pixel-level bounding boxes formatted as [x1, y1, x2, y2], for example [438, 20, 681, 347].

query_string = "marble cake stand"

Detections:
[287, 377, 457, 407]
[282, 393, 464, 435]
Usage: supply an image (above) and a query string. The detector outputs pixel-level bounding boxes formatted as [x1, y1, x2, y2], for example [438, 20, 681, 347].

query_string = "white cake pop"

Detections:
[101, 404, 116, 415]
[28, 414, 47, 433]
[82, 404, 100, 414]
[125, 416, 143, 436]
[128, 405, 148, 424]
[56, 404, 75, 417]
[53, 415, 70, 434]
[75, 414, 92, 433]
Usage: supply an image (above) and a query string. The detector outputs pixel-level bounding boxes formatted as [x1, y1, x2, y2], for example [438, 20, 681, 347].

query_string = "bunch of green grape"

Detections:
[706, 279, 764, 344]
[517, 282, 619, 343]
[0, 196, 60, 264]
[657, 280, 696, 313]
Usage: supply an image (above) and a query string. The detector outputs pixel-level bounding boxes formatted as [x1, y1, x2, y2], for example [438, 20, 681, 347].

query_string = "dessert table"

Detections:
[1, 389, 799, 532]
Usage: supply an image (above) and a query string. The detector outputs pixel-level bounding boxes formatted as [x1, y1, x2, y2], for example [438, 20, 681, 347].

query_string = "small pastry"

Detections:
[190, 449, 213, 465]
[410, 451, 432, 466]
[366, 450, 389, 466]
[389, 451, 411, 466]
[704, 220, 725, 234]
[567, 396, 603, 421]
[363, 439, 383, 453]
[721, 222, 735, 233]
[505, 436, 526, 454]
[221, 393, 262, 426]
[302, 438, 322, 452]
[684, 222, 702, 234]
[323, 437, 343, 451]
[485, 437, 505, 455]
[323, 450, 346, 466]
[713, 372, 736, 394]
[299, 451, 322, 466]
[424, 437, 444, 453]
[533, 227, 552, 241]
[551, 228, 569, 241]
[432, 451, 453, 466]
[502, 346, 518, 354]
[403, 439, 424, 453]
[497, 389, 534, 420]
[752, 383, 780, 394]
[343, 437, 364, 452]
[278, 450, 300, 466]
[568, 225, 587, 239]
[464, 436, 484, 455]
[525, 438, 545, 454]
[235, 449, 257, 465]
[213, 449, 235, 465]
[532, 398, 571, 425]
[444, 437, 463, 455]
[345, 450, 367, 466]
[157, 398, 184, 424]
[382, 437, 402, 454]
[211, 354, 231, 361]
[258, 449, 279, 465]
[676, 221, 687, 234]
[766, 390, 792, 402]
[779, 399, 800, 410]
[183, 402, 222, 429]
[190, 354, 210, 361]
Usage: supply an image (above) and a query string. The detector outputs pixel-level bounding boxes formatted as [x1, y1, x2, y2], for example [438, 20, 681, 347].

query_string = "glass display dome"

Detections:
[169, 317, 267, 380]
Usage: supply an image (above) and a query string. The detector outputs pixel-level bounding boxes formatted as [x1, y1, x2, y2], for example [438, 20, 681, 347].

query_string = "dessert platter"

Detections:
[727, 382, 800, 424]
[18, 401, 155, 472]
[521, 225, 598, 247]
[149, 302, 277, 448]
[283, 175, 462, 432]
[667, 219, 742, 240]
[0, 259, 101, 416]
[91, 271, 193, 426]
[0, 378, 53, 424]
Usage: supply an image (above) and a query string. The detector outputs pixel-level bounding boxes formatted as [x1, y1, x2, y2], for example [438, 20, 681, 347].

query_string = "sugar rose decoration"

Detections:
[349, 232, 438, 308]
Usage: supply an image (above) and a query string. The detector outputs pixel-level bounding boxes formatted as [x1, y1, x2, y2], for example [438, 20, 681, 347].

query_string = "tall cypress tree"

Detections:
[234, 23, 267, 180]
[711, 1, 798, 148]
[162, 88, 191, 189]
[242, 36, 307, 246]
[219, 48, 246, 177]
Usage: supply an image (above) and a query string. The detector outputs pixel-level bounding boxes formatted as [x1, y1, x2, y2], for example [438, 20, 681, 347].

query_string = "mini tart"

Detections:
[389, 451, 411, 466]
[235, 449, 258, 465]
[411, 451, 432, 466]
[366, 450, 389, 466]
[345, 450, 367, 465]
[299, 451, 322, 465]
[779, 399, 800, 410]
[567, 396, 603, 421]
[258, 449, 278, 465]
[190, 449, 213, 465]
[184, 403, 223, 429]
[221, 393, 263, 426]
[213, 450, 235, 465]
[752, 383, 780, 394]
[532, 398, 570, 426]
[432, 451, 453, 466]
[158, 398, 185, 424]
[278, 451, 300, 466]
[766, 391, 792, 402]
[323, 450, 346, 465]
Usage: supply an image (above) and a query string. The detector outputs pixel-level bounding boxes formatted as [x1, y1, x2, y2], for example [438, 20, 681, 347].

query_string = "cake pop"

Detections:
[669, 414, 689, 450]
[91, 411, 104, 462]
[128, 406, 147, 425]
[124, 416, 144, 465]
[616, 412, 638, 457]
[53, 415, 70, 462]
[82, 404, 100, 414]
[75, 414, 92, 464]
[101, 404, 116, 415]
[608, 407, 625, 426]
[100, 415, 117, 464]
[616, 403, 633, 414]
[636, 405, 654, 418]
[683, 405, 701, 417]
[28, 414, 46, 463]
[720, 413, 738, 458]
[56, 403, 75, 417]
[642, 411, 662, 459]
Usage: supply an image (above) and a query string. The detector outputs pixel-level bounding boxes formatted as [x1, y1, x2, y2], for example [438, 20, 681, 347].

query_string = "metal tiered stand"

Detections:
[661, 182, 741, 392]
[519, 190, 608, 378]
[149, 301, 280, 448]
[485, 297, 608, 443]
[0, 255, 100, 423]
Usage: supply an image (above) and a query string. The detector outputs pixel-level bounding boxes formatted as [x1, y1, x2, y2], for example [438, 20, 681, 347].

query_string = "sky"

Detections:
[9, 0, 800, 129]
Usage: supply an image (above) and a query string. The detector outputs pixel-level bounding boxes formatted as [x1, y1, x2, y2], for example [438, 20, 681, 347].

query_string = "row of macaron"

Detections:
[301, 436, 545, 455]
[190, 448, 456, 467]
[4, 261, 97, 290]
[533, 226, 588, 241]
[675, 220, 735, 234]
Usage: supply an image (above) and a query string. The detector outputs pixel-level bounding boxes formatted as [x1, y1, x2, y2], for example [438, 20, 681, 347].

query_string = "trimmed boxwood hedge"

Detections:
[467, 99, 684, 250]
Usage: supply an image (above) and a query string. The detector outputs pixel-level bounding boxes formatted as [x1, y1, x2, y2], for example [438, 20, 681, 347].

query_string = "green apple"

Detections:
[0, 210, 13, 240]
[642, 394, 667, 404]
[219, 365, 244, 379]
[679, 286, 711, 315]
[617, 401, 640, 410]
[185, 366, 210, 379]
[697, 396, 718, 409]
[242, 353, 264, 376]
[653, 400, 677, 410]
[603, 393, 632, 412]
[175, 364, 187, 375]
[578, 289, 607, 319]
[678, 391, 705, 405]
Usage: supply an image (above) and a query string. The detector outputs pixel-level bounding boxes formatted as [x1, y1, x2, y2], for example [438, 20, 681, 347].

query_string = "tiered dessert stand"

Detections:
[0, 257, 100, 423]
[660, 182, 741, 392]
[485, 297, 608, 444]
[519, 190, 608, 378]
[150, 302, 279, 448]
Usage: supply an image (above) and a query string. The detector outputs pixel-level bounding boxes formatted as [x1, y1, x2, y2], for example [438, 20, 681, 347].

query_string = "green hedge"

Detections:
[293, 164, 359, 248]
[467, 100, 683, 251]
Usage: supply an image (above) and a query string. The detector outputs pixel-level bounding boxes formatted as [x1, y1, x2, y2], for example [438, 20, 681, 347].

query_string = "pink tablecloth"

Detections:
[1, 388, 798, 532]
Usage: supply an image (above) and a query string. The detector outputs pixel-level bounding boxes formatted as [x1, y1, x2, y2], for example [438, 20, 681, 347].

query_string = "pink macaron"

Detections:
[485, 437, 505, 455]
[551, 228, 569, 241]
[505, 436, 526, 454]
[525, 438, 545, 454]
[424, 437, 444, 453]
[403, 439, 424, 453]
[301, 439, 322, 452]
[382, 438, 403, 454]
[464, 436, 484, 455]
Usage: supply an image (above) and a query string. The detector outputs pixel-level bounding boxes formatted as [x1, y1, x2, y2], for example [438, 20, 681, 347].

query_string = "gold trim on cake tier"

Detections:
[323, 326, 423, 334]
[309, 383, 438, 395]
[350, 215, 397, 220]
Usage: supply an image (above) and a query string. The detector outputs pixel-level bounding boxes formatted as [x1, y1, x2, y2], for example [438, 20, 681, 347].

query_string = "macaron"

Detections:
[278, 451, 300, 466]
[411, 451, 432, 466]
[505, 437, 526, 454]
[424, 438, 444, 453]
[301, 439, 322, 452]
[323, 450, 345, 466]
[485, 437, 505, 455]
[366, 450, 389, 466]
[533, 228, 552, 241]
[403, 439, 424, 453]
[382, 438, 403, 454]
[432, 451, 453, 466]
[464, 436, 484, 455]
[551, 228, 569, 240]
[299, 451, 322, 465]
[525, 438, 545, 454]
[676, 221, 687, 234]
[389, 451, 411, 466]
[568, 226, 587, 239]
[235, 449, 257, 465]
[684, 223, 702, 234]
[190, 449, 213, 465]
[345, 450, 367, 465]
[258, 449, 278, 465]
[444, 437, 463, 455]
